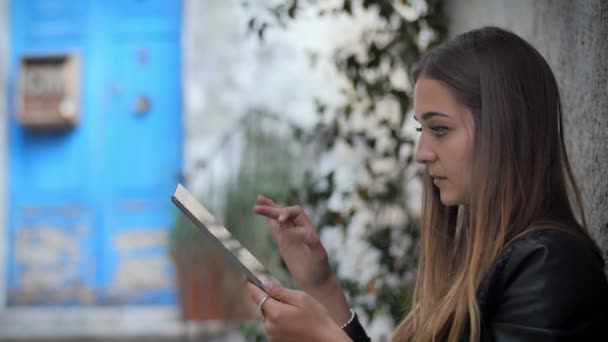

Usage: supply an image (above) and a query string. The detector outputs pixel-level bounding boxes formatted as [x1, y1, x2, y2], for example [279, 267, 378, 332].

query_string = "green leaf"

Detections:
[343, 105, 353, 120]
[258, 23, 267, 40]
[315, 98, 327, 116]
[357, 186, 370, 200]
[344, 134, 354, 147]
[343, 0, 352, 15]
[366, 137, 377, 149]
[287, 0, 298, 19]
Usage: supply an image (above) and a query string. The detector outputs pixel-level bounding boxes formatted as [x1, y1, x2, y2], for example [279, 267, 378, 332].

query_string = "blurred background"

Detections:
[0, 0, 606, 341]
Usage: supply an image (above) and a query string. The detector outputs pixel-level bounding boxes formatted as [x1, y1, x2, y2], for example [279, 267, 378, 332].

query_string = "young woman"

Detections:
[245, 26, 608, 341]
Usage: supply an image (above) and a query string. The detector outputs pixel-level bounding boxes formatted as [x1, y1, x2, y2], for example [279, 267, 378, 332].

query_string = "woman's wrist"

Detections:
[324, 321, 354, 342]
[305, 273, 352, 325]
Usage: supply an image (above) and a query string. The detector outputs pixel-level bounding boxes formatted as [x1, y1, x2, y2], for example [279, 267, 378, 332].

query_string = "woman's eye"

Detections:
[431, 126, 448, 137]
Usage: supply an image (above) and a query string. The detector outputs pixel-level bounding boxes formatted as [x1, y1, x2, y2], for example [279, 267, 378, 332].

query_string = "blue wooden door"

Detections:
[7, 0, 182, 305]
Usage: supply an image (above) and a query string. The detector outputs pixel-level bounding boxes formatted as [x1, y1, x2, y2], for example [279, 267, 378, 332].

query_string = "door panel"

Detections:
[103, 40, 180, 193]
[100, 200, 175, 304]
[7, 0, 94, 306]
[18, 132, 84, 193]
[96, 2, 181, 304]
[8, 205, 96, 305]
[24, 0, 89, 41]
[98, 39, 181, 303]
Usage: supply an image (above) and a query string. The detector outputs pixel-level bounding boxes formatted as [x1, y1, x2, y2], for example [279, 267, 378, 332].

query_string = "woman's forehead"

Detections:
[414, 78, 467, 121]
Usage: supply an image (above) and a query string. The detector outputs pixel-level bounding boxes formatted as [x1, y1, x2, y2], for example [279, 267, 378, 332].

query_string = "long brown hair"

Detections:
[393, 27, 596, 341]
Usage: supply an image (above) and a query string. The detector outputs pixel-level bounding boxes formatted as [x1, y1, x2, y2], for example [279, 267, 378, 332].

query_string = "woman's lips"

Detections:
[433, 176, 447, 186]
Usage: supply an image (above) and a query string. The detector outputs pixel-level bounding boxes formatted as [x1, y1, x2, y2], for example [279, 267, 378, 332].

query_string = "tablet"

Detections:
[171, 183, 273, 289]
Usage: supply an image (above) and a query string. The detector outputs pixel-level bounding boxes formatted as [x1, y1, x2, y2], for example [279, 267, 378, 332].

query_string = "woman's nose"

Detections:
[414, 139, 436, 164]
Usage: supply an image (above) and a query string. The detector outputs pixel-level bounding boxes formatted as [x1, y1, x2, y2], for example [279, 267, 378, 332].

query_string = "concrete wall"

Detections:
[444, 0, 608, 268]
[0, 0, 8, 308]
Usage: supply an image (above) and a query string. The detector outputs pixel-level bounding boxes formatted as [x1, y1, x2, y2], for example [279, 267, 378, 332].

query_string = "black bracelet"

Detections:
[340, 309, 356, 329]
[341, 310, 371, 342]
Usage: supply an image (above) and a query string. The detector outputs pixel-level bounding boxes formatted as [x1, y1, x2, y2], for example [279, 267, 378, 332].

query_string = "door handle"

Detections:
[133, 95, 151, 115]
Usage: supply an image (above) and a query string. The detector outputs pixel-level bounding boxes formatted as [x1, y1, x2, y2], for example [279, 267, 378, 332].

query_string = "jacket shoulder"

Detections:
[480, 229, 608, 340]
[502, 228, 605, 279]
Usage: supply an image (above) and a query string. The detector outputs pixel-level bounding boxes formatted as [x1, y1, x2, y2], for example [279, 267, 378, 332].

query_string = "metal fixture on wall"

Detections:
[18, 54, 81, 131]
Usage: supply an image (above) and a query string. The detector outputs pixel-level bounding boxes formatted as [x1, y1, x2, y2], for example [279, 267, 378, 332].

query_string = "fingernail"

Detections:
[262, 281, 275, 292]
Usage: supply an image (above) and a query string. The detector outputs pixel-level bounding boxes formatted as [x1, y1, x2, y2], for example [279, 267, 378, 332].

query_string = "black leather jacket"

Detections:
[475, 229, 608, 341]
[346, 229, 608, 341]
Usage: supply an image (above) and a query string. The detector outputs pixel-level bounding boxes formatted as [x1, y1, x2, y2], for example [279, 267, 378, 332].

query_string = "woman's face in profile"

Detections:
[413, 77, 475, 206]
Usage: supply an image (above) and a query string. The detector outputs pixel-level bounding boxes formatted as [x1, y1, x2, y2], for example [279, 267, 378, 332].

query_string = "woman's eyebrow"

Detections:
[415, 111, 450, 121]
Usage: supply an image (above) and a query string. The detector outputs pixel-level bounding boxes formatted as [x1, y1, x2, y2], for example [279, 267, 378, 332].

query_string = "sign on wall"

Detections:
[18, 54, 80, 130]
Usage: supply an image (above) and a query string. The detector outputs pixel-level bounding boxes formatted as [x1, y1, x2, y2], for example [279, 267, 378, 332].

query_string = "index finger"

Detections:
[253, 205, 283, 220]
[256, 195, 279, 207]
[246, 281, 269, 305]
[245, 281, 291, 319]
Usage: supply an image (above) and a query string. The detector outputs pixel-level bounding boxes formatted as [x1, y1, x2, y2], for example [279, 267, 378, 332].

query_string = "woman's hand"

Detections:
[253, 196, 352, 325]
[253, 195, 331, 289]
[246, 281, 351, 342]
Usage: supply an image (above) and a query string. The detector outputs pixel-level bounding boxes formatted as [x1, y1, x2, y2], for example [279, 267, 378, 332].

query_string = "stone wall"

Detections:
[444, 0, 608, 269]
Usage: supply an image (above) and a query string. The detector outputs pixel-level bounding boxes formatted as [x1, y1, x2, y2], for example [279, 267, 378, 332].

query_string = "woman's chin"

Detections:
[439, 192, 464, 207]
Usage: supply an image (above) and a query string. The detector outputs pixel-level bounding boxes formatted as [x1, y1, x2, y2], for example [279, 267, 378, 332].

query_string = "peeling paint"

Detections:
[15, 225, 82, 266]
[110, 255, 173, 293]
[113, 229, 168, 253]
[10, 222, 93, 304]
[110, 229, 172, 296]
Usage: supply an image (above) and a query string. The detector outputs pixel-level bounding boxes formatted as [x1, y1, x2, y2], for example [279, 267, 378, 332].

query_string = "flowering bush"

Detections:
[244, 0, 446, 340]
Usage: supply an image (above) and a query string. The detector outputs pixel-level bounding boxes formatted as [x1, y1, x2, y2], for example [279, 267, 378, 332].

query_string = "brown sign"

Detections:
[18, 54, 81, 130]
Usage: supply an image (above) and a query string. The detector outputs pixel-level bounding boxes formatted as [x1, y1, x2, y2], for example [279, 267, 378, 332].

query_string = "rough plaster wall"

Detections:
[445, 0, 608, 268]
[0, 0, 8, 307]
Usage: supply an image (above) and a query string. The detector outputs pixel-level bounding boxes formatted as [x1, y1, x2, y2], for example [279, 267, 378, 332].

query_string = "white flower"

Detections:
[356, 309, 370, 330]
[390, 231, 413, 260]
[374, 135, 397, 156]
[320, 225, 345, 260]
[313, 177, 330, 193]
[379, 204, 408, 227]
[319, 140, 367, 192]
[348, 210, 374, 237]
[367, 309, 395, 342]
[326, 191, 345, 212]
[369, 157, 398, 177]
[399, 142, 413, 162]
[417, 21, 437, 51]
[392, 0, 425, 22]
[358, 292, 378, 307]
[357, 247, 381, 285]
[381, 274, 401, 289]
[349, 111, 372, 133]
[405, 175, 423, 218]
[338, 237, 381, 286]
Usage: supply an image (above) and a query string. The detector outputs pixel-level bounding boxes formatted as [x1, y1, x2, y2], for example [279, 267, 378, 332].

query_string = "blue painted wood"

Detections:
[7, 0, 182, 306]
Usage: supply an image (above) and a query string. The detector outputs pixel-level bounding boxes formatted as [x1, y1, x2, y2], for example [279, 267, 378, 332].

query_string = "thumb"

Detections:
[263, 282, 305, 307]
